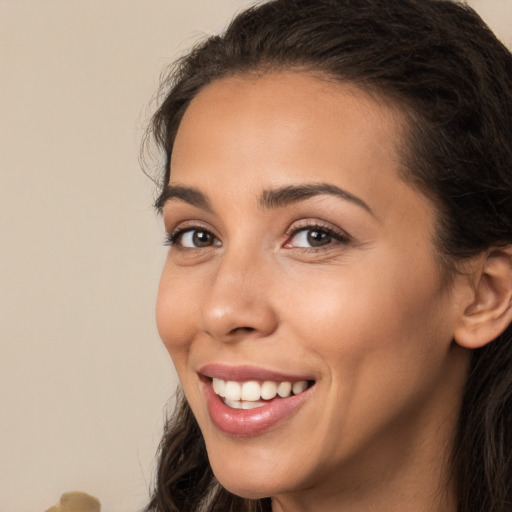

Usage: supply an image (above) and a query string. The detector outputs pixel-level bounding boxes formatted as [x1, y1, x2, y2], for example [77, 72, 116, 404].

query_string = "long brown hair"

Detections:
[144, 1, 512, 510]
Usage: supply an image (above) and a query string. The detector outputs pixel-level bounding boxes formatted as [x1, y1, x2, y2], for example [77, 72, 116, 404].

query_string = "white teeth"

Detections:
[292, 380, 308, 394]
[260, 381, 277, 400]
[224, 399, 265, 409]
[211, 378, 309, 404]
[241, 381, 261, 401]
[277, 381, 292, 398]
[212, 378, 225, 397]
[224, 381, 241, 401]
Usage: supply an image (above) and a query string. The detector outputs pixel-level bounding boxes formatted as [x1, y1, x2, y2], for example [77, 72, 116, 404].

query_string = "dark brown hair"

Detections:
[144, 1, 512, 510]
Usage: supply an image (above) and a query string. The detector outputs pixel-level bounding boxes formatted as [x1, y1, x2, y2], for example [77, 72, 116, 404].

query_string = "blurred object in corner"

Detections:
[44, 491, 101, 512]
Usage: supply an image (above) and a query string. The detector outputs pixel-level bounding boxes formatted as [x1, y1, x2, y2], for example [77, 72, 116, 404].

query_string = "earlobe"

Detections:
[454, 247, 512, 349]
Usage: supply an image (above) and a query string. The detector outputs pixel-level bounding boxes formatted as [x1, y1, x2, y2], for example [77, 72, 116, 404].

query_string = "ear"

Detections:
[454, 247, 512, 349]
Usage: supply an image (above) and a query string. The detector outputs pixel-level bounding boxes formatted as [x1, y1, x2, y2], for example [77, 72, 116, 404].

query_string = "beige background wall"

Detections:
[1, 1, 511, 511]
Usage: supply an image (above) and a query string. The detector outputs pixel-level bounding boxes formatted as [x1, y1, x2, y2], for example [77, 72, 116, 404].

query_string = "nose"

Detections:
[201, 248, 278, 343]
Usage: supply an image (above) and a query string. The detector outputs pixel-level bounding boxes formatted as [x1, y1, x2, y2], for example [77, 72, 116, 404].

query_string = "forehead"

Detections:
[171, 71, 406, 177]
[169, 72, 416, 217]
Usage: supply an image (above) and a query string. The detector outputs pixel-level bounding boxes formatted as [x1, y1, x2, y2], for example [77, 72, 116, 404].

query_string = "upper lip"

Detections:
[198, 363, 315, 383]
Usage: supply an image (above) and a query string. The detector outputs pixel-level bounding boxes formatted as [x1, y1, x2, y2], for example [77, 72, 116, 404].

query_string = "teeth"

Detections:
[212, 378, 225, 397]
[224, 381, 241, 401]
[277, 381, 292, 398]
[241, 381, 261, 401]
[261, 381, 277, 400]
[292, 380, 308, 394]
[224, 399, 265, 409]
[211, 378, 309, 404]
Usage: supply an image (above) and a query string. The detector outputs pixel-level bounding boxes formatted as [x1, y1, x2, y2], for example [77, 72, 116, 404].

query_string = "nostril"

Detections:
[229, 326, 256, 335]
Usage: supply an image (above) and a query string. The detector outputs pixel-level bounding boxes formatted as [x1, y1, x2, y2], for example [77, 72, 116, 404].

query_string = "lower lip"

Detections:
[202, 380, 313, 436]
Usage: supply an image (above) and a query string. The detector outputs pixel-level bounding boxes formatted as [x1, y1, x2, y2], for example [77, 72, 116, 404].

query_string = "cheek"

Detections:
[275, 255, 455, 460]
[281, 251, 452, 386]
[156, 266, 201, 362]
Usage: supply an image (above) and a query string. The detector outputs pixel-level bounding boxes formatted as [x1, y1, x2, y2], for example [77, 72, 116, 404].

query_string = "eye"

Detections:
[289, 228, 332, 247]
[167, 227, 221, 248]
[284, 224, 349, 249]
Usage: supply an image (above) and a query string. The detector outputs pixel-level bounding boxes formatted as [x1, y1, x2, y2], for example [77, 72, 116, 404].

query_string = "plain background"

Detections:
[1, 1, 511, 511]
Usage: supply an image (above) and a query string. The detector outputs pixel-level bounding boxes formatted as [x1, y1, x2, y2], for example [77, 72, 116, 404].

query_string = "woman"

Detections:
[144, 0, 512, 511]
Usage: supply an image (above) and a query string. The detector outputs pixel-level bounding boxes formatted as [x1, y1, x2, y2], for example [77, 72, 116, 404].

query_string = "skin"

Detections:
[156, 72, 474, 512]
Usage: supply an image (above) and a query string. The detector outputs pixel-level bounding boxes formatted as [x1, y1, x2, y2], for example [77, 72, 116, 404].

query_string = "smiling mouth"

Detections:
[211, 377, 315, 409]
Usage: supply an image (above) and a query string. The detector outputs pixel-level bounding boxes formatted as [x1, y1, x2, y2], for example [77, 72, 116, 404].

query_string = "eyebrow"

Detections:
[157, 182, 373, 216]
[156, 185, 213, 213]
[259, 183, 373, 215]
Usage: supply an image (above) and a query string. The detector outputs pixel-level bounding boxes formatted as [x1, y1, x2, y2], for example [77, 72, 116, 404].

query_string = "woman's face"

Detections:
[156, 73, 469, 505]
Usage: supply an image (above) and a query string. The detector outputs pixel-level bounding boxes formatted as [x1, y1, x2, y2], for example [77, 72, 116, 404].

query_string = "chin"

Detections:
[213, 474, 281, 501]
[207, 446, 296, 499]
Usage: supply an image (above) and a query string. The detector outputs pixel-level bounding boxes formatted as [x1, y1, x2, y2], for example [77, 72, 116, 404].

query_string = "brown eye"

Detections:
[191, 230, 214, 247]
[306, 229, 332, 247]
[288, 228, 334, 248]
[174, 229, 221, 248]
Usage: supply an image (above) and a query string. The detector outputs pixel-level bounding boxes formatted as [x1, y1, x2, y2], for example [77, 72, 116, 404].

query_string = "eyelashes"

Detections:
[165, 221, 350, 251]
[284, 223, 350, 249]
[165, 227, 221, 248]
